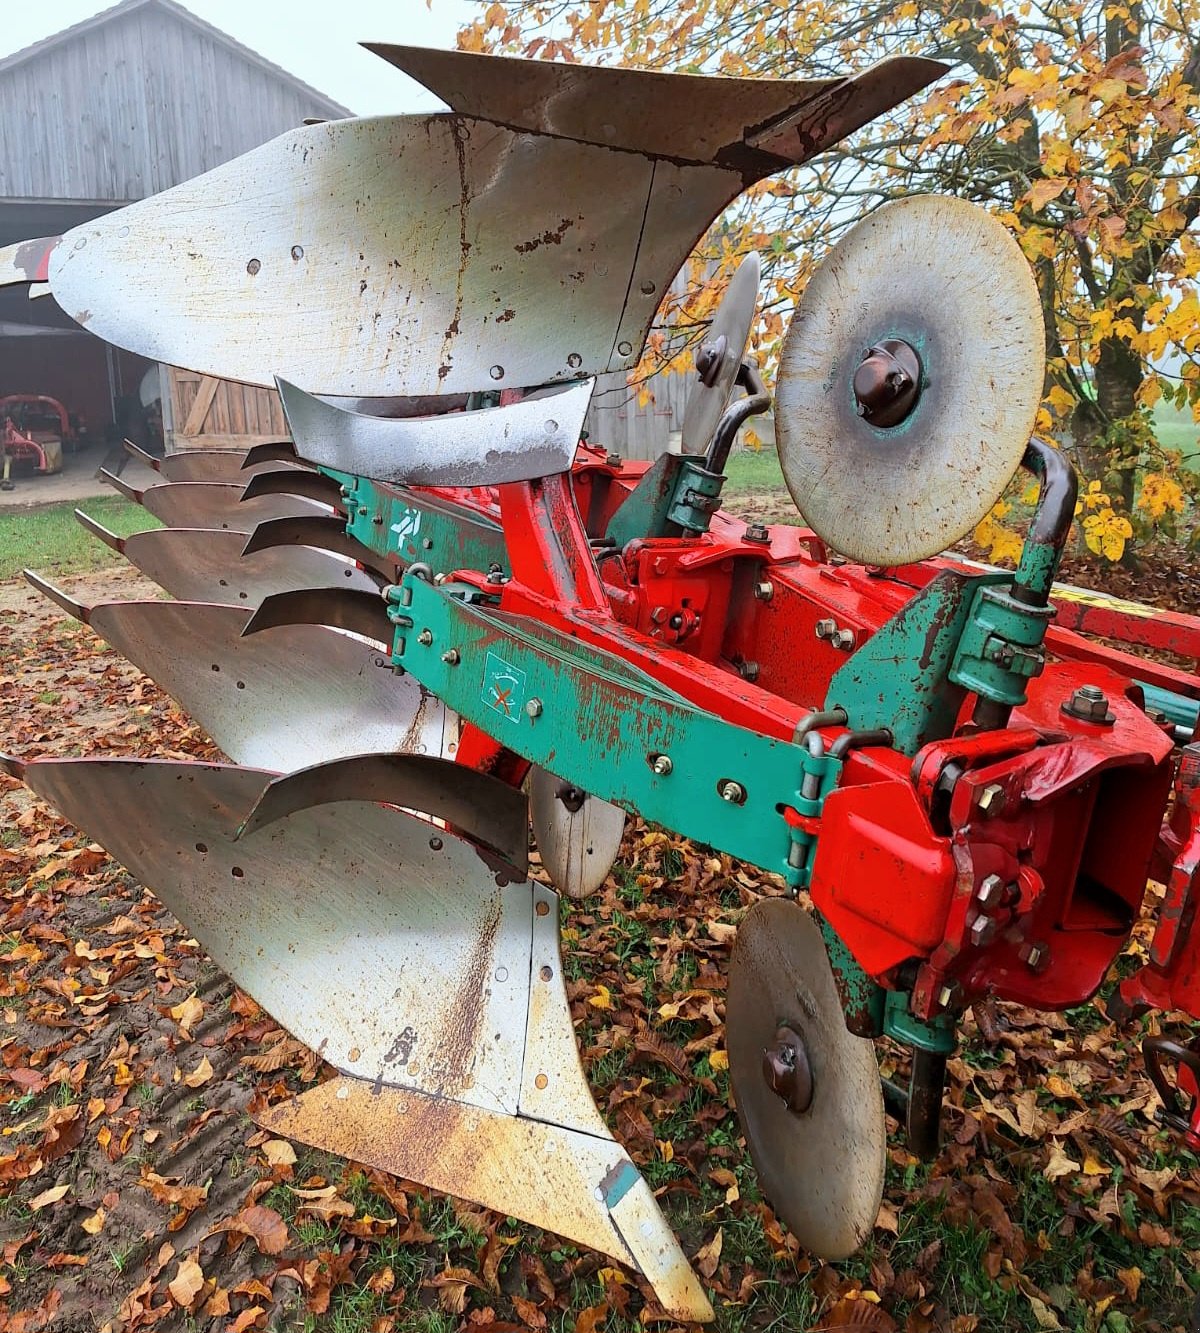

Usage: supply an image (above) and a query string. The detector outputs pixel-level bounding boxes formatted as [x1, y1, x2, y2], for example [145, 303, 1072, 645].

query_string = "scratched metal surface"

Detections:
[46, 115, 740, 396]
[279, 376, 593, 485]
[73, 515, 382, 604]
[16, 758, 530, 1113]
[27, 584, 447, 771]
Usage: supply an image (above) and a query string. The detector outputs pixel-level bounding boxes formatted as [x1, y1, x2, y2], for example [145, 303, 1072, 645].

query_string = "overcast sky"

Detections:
[0, 0, 480, 115]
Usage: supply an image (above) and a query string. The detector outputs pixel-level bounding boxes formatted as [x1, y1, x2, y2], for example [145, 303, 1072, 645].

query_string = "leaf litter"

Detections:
[0, 566, 1196, 1331]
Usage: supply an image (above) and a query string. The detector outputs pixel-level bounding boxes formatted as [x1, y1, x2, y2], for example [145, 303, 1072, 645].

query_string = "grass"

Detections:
[722, 447, 787, 497]
[0, 495, 159, 581]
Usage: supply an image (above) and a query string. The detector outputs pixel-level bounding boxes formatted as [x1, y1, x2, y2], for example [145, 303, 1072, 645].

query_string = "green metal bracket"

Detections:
[825, 571, 1009, 756]
[817, 913, 885, 1038]
[604, 454, 681, 546]
[604, 453, 726, 544]
[319, 468, 509, 576]
[883, 989, 956, 1054]
[950, 581, 1055, 709]
[666, 459, 725, 534]
[387, 574, 814, 874]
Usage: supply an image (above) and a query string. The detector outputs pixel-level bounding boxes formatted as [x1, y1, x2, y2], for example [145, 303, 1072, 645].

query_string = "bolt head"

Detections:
[975, 874, 1007, 909]
[525, 698, 543, 718]
[969, 914, 998, 948]
[976, 783, 1006, 817]
[1019, 941, 1049, 972]
[815, 618, 837, 640]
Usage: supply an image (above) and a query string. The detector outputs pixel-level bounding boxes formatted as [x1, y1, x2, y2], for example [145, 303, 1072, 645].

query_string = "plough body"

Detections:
[2, 39, 1199, 1318]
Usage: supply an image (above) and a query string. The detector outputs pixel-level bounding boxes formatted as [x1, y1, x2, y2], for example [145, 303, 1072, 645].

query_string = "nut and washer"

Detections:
[1062, 683, 1115, 725]
[718, 780, 746, 804]
[754, 581, 774, 602]
[440, 649, 460, 666]
[831, 628, 857, 652]
[650, 754, 674, 777]
[744, 523, 771, 544]
[815, 618, 837, 640]
[416, 629, 433, 647]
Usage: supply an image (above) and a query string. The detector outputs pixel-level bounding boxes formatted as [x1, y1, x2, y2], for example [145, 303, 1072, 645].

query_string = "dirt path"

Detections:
[0, 446, 158, 511]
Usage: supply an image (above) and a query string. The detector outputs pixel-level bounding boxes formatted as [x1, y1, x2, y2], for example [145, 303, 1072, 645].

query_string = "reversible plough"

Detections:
[4, 43, 1200, 1320]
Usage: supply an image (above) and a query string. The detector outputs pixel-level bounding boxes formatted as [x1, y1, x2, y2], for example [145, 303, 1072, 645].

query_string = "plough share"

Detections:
[3, 43, 1200, 1319]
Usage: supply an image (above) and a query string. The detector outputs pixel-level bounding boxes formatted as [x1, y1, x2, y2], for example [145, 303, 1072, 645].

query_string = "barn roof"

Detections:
[0, 0, 352, 117]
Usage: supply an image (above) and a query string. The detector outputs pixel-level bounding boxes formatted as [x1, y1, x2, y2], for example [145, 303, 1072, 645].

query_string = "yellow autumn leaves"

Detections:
[975, 476, 1184, 565]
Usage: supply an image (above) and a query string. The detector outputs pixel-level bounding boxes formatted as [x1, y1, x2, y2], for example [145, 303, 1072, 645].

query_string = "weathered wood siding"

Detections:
[165, 366, 288, 451]
[0, 1, 348, 201]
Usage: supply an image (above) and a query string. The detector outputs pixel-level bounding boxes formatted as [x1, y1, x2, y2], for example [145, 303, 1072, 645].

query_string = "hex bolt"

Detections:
[738, 660, 760, 682]
[976, 783, 1006, 817]
[650, 754, 674, 777]
[831, 628, 857, 652]
[754, 581, 774, 602]
[605, 452, 623, 468]
[1063, 682, 1114, 724]
[440, 649, 460, 666]
[815, 618, 837, 640]
[975, 874, 1007, 909]
[744, 523, 771, 544]
[416, 629, 433, 647]
[969, 914, 999, 948]
[718, 780, 746, 804]
[525, 698, 543, 719]
[486, 567, 507, 585]
[1019, 941, 1050, 972]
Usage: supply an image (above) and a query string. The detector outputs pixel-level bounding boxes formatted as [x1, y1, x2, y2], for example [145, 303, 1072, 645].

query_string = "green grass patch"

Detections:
[0, 496, 160, 581]
[722, 447, 787, 496]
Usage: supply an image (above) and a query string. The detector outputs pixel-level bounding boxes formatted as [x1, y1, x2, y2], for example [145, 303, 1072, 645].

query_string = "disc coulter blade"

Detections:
[74, 514, 382, 605]
[727, 899, 886, 1258]
[775, 194, 1044, 565]
[24, 576, 446, 772]
[680, 252, 760, 456]
[529, 767, 626, 900]
[6, 753, 712, 1320]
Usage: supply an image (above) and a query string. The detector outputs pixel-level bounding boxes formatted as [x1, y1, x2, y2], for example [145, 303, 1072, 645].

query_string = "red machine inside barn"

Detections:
[0, 42, 1198, 1318]
[0, 393, 79, 482]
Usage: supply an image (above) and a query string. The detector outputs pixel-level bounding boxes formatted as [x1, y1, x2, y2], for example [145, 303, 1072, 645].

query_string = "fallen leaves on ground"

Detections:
[0, 566, 1197, 1333]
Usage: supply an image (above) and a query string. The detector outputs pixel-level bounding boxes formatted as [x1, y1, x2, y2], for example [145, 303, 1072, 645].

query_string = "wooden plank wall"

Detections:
[165, 367, 288, 451]
[0, 3, 347, 201]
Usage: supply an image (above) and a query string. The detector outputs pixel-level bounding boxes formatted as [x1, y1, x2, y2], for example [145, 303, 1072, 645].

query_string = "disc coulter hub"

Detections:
[762, 1024, 814, 1114]
[852, 339, 922, 427]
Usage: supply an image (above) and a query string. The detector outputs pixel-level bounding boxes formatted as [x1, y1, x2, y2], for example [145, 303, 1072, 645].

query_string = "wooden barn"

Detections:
[0, 0, 350, 453]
